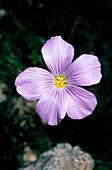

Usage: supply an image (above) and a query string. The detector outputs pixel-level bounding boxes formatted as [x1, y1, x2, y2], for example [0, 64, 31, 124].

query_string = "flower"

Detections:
[15, 36, 102, 125]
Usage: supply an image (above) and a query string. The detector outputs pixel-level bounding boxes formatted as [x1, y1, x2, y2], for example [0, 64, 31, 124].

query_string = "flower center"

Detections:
[54, 75, 67, 88]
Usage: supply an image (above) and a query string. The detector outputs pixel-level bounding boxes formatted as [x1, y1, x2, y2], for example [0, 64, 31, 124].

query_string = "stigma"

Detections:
[54, 75, 67, 88]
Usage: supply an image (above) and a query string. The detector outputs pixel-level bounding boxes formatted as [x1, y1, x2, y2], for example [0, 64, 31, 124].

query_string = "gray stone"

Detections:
[18, 143, 95, 170]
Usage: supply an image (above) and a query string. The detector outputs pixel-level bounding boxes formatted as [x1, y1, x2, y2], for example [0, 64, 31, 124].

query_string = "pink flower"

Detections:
[15, 36, 102, 125]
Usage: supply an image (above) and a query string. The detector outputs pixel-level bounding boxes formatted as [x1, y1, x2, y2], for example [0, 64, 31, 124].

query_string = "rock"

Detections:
[23, 146, 37, 166]
[18, 143, 95, 170]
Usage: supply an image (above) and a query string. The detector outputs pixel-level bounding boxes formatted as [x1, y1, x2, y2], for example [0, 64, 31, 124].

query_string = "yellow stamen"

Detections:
[54, 75, 67, 88]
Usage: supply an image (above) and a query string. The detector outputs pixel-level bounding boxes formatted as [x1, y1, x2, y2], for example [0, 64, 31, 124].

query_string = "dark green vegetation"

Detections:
[0, 0, 112, 169]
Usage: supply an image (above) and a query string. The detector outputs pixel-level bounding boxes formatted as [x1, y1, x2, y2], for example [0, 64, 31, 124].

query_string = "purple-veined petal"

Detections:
[15, 67, 54, 100]
[66, 54, 102, 86]
[65, 85, 97, 119]
[41, 36, 74, 75]
[36, 88, 67, 125]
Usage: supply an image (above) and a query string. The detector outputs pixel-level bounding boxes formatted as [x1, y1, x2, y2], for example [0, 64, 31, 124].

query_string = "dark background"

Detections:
[0, 0, 112, 169]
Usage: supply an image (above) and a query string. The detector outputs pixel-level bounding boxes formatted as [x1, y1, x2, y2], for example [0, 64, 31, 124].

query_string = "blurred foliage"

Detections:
[0, 0, 112, 169]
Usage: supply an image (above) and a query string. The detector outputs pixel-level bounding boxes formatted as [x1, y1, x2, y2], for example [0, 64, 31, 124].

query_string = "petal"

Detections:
[65, 85, 97, 119]
[66, 54, 102, 86]
[41, 36, 74, 75]
[15, 67, 54, 100]
[36, 88, 67, 125]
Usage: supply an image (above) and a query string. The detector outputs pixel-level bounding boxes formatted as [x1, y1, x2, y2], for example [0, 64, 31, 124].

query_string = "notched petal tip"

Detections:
[90, 54, 102, 84]
[40, 117, 61, 126]
[36, 90, 67, 126]
[96, 57, 102, 83]
[41, 35, 74, 74]
[66, 54, 102, 86]
[66, 85, 97, 120]
[36, 100, 61, 126]
[15, 67, 54, 101]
